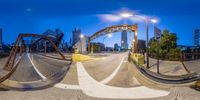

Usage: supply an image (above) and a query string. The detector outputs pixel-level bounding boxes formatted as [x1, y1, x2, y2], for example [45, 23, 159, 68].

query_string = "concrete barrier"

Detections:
[131, 53, 144, 65]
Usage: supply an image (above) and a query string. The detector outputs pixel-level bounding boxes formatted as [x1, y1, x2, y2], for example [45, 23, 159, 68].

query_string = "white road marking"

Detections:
[34, 54, 69, 63]
[12, 56, 21, 68]
[77, 62, 169, 99]
[27, 53, 47, 80]
[100, 56, 126, 84]
[54, 83, 80, 90]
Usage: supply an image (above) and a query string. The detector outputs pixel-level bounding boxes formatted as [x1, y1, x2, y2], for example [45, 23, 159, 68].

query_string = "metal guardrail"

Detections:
[130, 55, 200, 84]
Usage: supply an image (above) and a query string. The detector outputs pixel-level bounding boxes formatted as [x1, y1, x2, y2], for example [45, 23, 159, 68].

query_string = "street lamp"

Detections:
[150, 19, 158, 24]
[107, 33, 112, 38]
[150, 18, 160, 74]
[80, 34, 84, 38]
[119, 12, 150, 68]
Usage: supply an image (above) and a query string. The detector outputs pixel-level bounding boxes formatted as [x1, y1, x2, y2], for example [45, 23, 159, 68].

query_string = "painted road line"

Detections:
[27, 53, 47, 80]
[77, 62, 169, 99]
[54, 83, 80, 90]
[123, 61, 128, 62]
[100, 56, 126, 84]
[15, 56, 21, 66]
[34, 54, 69, 63]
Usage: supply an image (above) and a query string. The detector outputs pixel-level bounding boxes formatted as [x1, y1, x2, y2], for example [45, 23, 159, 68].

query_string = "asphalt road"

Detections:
[82, 52, 128, 81]
[0, 57, 8, 69]
[82, 52, 144, 88]
[32, 53, 71, 78]
[5, 53, 71, 82]
[8, 53, 42, 82]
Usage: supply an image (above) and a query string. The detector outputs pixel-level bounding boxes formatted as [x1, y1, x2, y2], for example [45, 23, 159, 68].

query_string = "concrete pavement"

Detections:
[77, 62, 169, 99]
[148, 58, 188, 76]
[184, 59, 200, 73]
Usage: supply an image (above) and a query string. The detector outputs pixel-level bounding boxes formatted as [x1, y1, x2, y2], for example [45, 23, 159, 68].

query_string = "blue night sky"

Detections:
[0, 0, 200, 47]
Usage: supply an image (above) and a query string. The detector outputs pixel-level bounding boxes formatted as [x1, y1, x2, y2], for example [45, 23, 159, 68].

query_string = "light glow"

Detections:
[107, 34, 112, 38]
[80, 34, 84, 38]
[97, 14, 122, 22]
[120, 12, 134, 18]
[150, 19, 158, 23]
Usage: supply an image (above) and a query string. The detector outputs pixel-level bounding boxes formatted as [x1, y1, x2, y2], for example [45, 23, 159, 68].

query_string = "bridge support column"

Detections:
[132, 24, 138, 53]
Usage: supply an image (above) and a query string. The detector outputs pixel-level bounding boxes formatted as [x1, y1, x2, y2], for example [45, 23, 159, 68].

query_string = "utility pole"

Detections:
[146, 17, 149, 69]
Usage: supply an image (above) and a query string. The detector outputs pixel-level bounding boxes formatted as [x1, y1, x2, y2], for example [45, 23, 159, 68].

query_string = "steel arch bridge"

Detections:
[88, 24, 138, 53]
[0, 34, 67, 83]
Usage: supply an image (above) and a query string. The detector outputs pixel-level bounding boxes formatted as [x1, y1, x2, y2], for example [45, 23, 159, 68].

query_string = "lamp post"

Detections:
[120, 12, 150, 68]
[146, 17, 149, 69]
[150, 18, 159, 74]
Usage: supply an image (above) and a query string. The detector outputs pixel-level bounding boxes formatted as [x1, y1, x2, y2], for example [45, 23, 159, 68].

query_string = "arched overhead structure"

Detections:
[88, 24, 138, 53]
[0, 34, 67, 83]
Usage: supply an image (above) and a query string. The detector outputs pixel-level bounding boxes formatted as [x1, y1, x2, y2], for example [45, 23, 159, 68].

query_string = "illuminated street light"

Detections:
[107, 34, 112, 38]
[103, 34, 112, 44]
[150, 19, 158, 24]
[120, 12, 134, 18]
[80, 34, 84, 38]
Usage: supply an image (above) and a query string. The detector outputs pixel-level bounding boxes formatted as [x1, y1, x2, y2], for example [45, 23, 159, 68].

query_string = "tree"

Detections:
[149, 29, 181, 60]
[149, 40, 157, 53]
[160, 30, 177, 52]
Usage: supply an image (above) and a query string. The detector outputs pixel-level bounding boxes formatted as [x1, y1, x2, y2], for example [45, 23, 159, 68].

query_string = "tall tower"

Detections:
[194, 29, 200, 46]
[72, 28, 81, 45]
[121, 30, 128, 49]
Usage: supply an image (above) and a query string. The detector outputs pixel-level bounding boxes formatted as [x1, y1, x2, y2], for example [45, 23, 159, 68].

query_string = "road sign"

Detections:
[154, 27, 162, 40]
